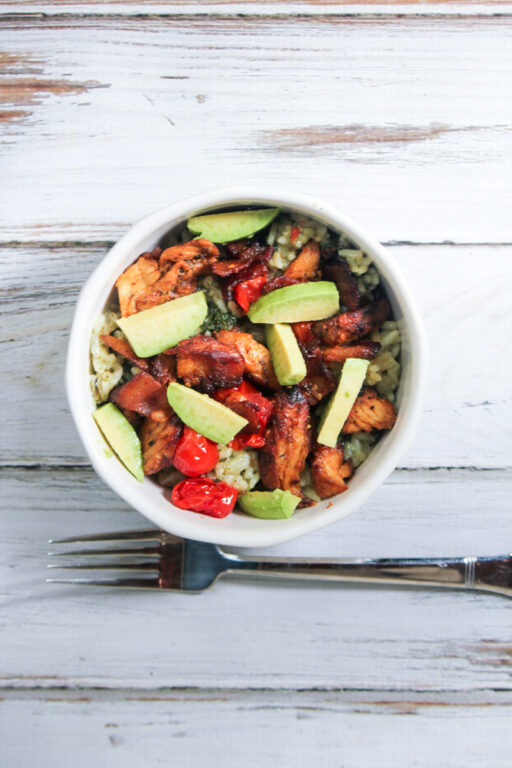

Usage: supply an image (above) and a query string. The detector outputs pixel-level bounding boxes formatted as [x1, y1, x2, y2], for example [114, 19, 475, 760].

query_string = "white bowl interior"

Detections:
[67, 189, 427, 547]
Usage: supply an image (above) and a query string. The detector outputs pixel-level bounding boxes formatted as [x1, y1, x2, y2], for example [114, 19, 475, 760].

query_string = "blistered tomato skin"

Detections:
[171, 478, 239, 518]
[172, 427, 219, 477]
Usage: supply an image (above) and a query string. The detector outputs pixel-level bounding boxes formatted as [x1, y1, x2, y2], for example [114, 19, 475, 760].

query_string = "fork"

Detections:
[47, 529, 512, 597]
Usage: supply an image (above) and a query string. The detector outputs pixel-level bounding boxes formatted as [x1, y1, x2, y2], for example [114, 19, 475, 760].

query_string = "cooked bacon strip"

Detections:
[168, 335, 244, 393]
[219, 390, 262, 434]
[299, 349, 336, 405]
[342, 389, 397, 434]
[150, 354, 176, 386]
[215, 330, 279, 390]
[211, 241, 271, 278]
[100, 334, 150, 371]
[141, 414, 182, 475]
[285, 240, 320, 281]
[323, 261, 360, 311]
[313, 299, 389, 346]
[322, 341, 381, 364]
[311, 444, 354, 499]
[259, 389, 312, 499]
[115, 255, 161, 317]
[110, 372, 171, 423]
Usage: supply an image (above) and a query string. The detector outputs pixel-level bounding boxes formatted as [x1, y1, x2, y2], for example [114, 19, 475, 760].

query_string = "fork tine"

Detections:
[47, 547, 160, 558]
[47, 562, 159, 572]
[48, 529, 161, 545]
[46, 577, 161, 589]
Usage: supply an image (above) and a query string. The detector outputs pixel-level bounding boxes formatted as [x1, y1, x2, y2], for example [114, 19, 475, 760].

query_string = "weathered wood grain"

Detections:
[1, 243, 510, 468]
[1, 465, 512, 690]
[1, 16, 512, 241]
[1, 689, 512, 768]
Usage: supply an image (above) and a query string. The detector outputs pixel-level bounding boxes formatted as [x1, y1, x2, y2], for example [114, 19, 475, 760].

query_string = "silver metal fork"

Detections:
[47, 528, 512, 597]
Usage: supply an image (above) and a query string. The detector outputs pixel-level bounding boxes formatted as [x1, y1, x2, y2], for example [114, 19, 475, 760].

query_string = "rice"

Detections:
[343, 431, 378, 467]
[267, 213, 328, 272]
[89, 311, 124, 403]
[338, 248, 371, 276]
[209, 445, 260, 492]
[366, 320, 401, 402]
[300, 465, 321, 503]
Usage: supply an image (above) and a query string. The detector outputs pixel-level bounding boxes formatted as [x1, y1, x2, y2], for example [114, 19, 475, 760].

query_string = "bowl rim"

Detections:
[66, 187, 428, 547]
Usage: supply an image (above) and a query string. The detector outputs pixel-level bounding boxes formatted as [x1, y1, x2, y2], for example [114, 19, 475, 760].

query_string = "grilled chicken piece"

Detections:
[322, 341, 381, 364]
[169, 335, 244, 393]
[299, 349, 336, 405]
[311, 444, 354, 498]
[323, 262, 360, 311]
[342, 389, 397, 434]
[115, 255, 161, 317]
[261, 241, 321, 296]
[259, 389, 313, 499]
[110, 372, 171, 423]
[313, 299, 390, 346]
[215, 330, 279, 390]
[285, 240, 320, 281]
[116, 240, 217, 316]
[141, 414, 182, 475]
[100, 334, 150, 371]
[159, 238, 219, 268]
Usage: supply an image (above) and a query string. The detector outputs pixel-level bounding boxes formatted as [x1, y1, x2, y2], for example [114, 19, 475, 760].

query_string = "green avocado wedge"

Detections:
[117, 291, 207, 358]
[93, 403, 144, 482]
[248, 281, 339, 324]
[238, 489, 300, 519]
[317, 358, 370, 448]
[266, 323, 307, 386]
[187, 208, 280, 243]
[167, 382, 248, 444]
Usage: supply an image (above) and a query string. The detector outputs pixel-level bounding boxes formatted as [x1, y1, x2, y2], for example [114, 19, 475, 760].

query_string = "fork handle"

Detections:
[223, 554, 512, 597]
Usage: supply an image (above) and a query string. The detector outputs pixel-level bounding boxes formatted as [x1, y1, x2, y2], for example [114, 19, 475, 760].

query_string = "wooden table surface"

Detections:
[1, 2, 512, 765]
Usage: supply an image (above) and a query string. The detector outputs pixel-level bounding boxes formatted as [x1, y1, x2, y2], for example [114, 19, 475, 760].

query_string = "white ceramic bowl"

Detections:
[67, 188, 428, 548]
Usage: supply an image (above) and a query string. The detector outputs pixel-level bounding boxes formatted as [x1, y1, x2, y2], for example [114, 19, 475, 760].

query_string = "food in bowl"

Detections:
[89, 206, 400, 521]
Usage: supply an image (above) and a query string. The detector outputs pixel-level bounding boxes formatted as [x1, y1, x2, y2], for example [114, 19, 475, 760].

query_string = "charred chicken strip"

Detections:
[215, 330, 279, 390]
[342, 389, 397, 434]
[311, 444, 354, 498]
[313, 299, 390, 346]
[299, 349, 336, 405]
[169, 335, 244, 393]
[323, 262, 360, 311]
[150, 354, 176, 386]
[141, 414, 182, 475]
[159, 238, 219, 268]
[259, 389, 313, 499]
[100, 334, 150, 371]
[322, 341, 381, 364]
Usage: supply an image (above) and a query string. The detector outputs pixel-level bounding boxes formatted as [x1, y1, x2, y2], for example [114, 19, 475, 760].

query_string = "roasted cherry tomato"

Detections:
[225, 262, 268, 304]
[233, 274, 267, 312]
[290, 226, 301, 244]
[172, 427, 219, 477]
[214, 380, 273, 449]
[171, 478, 238, 518]
[291, 321, 316, 347]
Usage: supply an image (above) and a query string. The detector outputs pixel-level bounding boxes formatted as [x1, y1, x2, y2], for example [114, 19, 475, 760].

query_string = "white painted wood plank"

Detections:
[1, 244, 510, 467]
[3, 2, 512, 15]
[1, 691, 512, 768]
[2, 16, 512, 242]
[1, 465, 512, 690]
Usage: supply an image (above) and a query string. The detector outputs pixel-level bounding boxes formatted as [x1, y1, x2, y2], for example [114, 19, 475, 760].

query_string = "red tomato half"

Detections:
[172, 427, 219, 477]
[171, 478, 239, 518]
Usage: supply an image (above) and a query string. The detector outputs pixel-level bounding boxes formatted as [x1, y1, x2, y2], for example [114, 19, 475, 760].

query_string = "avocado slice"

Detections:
[238, 489, 300, 519]
[93, 403, 144, 482]
[187, 208, 280, 243]
[266, 323, 307, 386]
[117, 291, 207, 358]
[317, 358, 370, 448]
[248, 282, 339, 324]
[167, 382, 248, 444]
